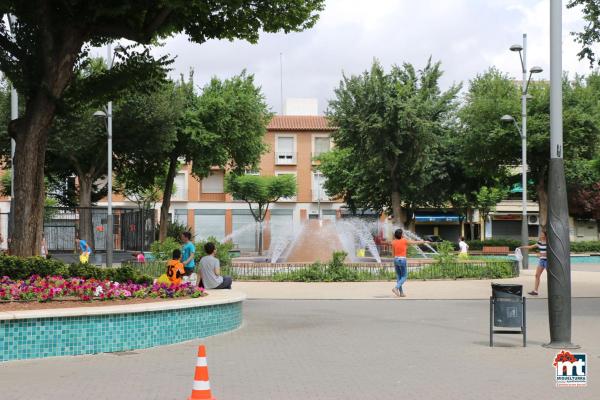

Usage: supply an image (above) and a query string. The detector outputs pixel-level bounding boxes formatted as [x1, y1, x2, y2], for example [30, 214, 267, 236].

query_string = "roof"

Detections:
[267, 115, 336, 131]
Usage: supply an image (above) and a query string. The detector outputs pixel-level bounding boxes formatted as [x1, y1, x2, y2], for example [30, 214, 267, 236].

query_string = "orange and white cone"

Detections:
[188, 345, 216, 400]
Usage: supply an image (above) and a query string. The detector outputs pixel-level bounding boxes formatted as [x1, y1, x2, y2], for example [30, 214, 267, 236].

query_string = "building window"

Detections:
[174, 209, 188, 227]
[172, 173, 187, 200]
[275, 136, 296, 165]
[232, 210, 257, 251]
[275, 172, 297, 201]
[312, 172, 329, 201]
[194, 210, 225, 241]
[313, 136, 331, 157]
[202, 171, 224, 193]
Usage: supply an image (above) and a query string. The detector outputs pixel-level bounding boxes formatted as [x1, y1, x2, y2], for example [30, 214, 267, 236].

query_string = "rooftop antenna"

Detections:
[280, 52, 284, 115]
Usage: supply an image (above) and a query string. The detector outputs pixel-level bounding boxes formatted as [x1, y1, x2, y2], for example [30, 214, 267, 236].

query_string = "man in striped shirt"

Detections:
[521, 230, 547, 296]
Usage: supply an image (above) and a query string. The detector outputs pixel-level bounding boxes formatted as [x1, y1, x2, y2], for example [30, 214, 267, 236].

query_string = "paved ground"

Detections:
[234, 268, 600, 300]
[1, 298, 598, 400]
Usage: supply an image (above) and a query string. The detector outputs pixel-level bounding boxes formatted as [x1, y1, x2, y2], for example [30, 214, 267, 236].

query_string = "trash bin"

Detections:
[491, 283, 523, 327]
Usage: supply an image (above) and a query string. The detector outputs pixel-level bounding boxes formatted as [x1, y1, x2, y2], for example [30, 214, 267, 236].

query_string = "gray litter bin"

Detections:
[490, 283, 526, 347]
[492, 283, 523, 327]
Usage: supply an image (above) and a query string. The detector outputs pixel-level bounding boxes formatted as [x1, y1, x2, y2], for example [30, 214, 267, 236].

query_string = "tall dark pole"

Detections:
[545, 0, 578, 349]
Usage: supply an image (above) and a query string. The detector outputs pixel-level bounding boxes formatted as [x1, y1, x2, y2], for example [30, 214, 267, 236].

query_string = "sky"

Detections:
[140, 0, 593, 114]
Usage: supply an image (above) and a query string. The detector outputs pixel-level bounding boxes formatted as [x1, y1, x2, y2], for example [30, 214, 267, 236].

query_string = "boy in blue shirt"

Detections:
[180, 231, 196, 276]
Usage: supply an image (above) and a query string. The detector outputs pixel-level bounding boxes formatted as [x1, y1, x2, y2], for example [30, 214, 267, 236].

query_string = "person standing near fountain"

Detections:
[181, 232, 196, 277]
[392, 229, 429, 297]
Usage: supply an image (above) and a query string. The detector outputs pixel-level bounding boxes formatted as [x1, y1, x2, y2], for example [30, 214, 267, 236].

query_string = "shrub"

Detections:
[466, 239, 522, 250]
[195, 236, 234, 268]
[570, 241, 600, 253]
[0, 256, 153, 284]
[150, 237, 181, 261]
[155, 220, 193, 243]
[433, 241, 457, 264]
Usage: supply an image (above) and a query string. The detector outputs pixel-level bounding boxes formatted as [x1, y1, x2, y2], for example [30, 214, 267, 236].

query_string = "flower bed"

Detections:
[0, 275, 205, 303]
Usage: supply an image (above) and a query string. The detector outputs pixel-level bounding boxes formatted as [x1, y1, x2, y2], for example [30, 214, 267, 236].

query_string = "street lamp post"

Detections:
[94, 43, 122, 268]
[545, 0, 577, 349]
[506, 36, 543, 270]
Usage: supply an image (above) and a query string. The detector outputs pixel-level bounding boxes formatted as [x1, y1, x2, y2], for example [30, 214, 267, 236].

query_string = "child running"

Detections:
[392, 229, 429, 297]
[520, 230, 547, 296]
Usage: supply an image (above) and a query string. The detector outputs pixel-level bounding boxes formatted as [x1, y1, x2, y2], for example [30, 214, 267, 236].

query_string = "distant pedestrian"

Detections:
[181, 232, 196, 276]
[136, 251, 146, 263]
[199, 242, 232, 290]
[520, 230, 547, 296]
[391, 229, 429, 297]
[458, 236, 469, 259]
[41, 233, 48, 259]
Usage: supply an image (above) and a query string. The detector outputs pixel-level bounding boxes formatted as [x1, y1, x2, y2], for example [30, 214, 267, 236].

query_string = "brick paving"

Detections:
[1, 298, 599, 400]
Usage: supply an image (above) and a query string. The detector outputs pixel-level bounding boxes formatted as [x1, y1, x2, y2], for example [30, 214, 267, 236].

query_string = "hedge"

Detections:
[570, 241, 600, 253]
[467, 239, 600, 252]
[0, 256, 153, 284]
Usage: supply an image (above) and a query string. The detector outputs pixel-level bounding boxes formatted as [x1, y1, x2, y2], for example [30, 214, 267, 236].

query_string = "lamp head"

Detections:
[509, 44, 523, 52]
[500, 115, 515, 123]
[529, 66, 543, 74]
[93, 110, 107, 118]
[113, 44, 125, 53]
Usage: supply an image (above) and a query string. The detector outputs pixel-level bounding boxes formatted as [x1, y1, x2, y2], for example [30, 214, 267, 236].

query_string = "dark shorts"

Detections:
[539, 259, 548, 269]
[184, 268, 195, 276]
[214, 276, 233, 289]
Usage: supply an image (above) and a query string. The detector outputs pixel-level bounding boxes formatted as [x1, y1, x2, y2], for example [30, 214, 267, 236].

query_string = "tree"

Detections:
[568, 0, 600, 66]
[45, 58, 178, 246]
[459, 68, 600, 231]
[158, 72, 270, 241]
[0, 1, 325, 256]
[224, 174, 296, 255]
[322, 59, 460, 225]
[474, 186, 508, 239]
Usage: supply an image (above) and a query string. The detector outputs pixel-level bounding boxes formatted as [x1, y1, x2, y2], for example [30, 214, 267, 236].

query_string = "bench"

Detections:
[482, 246, 510, 255]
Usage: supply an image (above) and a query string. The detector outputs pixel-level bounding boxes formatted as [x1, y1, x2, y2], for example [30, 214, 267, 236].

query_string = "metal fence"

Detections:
[43, 207, 155, 253]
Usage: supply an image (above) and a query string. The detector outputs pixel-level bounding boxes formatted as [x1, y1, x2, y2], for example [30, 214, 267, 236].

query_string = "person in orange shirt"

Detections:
[391, 229, 429, 297]
[166, 249, 186, 286]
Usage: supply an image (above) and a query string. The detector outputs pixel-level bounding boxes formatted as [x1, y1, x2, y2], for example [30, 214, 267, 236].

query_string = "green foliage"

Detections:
[154, 220, 193, 243]
[225, 174, 297, 222]
[0, 256, 153, 284]
[570, 241, 600, 253]
[568, 0, 600, 66]
[465, 239, 523, 251]
[194, 237, 234, 268]
[433, 241, 457, 264]
[409, 261, 515, 280]
[321, 59, 460, 220]
[150, 237, 181, 261]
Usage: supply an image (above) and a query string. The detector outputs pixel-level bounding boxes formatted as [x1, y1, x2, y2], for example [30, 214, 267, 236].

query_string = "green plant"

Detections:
[155, 220, 194, 243]
[433, 241, 457, 264]
[570, 241, 600, 253]
[0, 255, 153, 284]
[195, 237, 234, 268]
[150, 237, 181, 261]
[466, 239, 523, 251]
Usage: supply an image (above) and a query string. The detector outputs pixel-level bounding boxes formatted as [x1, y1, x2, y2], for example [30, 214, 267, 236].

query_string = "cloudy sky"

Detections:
[147, 0, 591, 114]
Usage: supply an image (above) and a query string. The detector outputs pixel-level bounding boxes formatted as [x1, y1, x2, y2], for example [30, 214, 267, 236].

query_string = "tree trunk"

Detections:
[159, 152, 179, 241]
[391, 190, 403, 227]
[10, 115, 50, 256]
[258, 221, 263, 256]
[8, 27, 82, 256]
[78, 174, 95, 250]
[537, 176, 548, 235]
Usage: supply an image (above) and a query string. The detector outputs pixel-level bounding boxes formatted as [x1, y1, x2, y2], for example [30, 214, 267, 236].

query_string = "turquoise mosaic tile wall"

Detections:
[0, 301, 242, 362]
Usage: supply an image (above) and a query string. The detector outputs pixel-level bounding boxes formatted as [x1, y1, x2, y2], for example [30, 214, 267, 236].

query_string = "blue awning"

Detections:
[415, 214, 460, 223]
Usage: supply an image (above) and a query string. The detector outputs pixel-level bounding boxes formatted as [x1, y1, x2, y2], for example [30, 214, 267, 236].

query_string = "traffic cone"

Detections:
[188, 345, 216, 400]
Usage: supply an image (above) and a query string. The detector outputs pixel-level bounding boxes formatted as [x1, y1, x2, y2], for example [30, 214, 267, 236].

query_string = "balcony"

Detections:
[275, 152, 297, 165]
